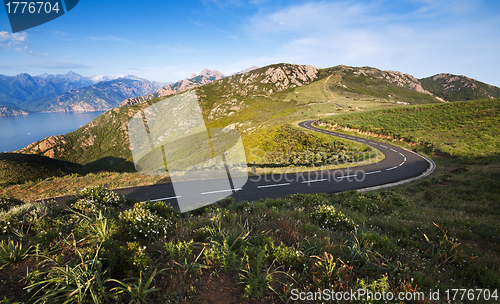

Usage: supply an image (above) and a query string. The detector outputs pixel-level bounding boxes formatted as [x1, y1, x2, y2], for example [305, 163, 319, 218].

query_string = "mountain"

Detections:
[119, 69, 225, 107]
[30, 78, 160, 112]
[15, 63, 500, 174]
[419, 73, 500, 101]
[0, 71, 162, 115]
[0, 72, 94, 109]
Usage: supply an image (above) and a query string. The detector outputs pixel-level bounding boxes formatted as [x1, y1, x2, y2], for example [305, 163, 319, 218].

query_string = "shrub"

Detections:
[0, 198, 24, 212]
[311, 205, 355, 231]
[164, 240, 193, 261]
[71, 186, 126, 215]
[267, 242, 305, 270]
[0, 239, 31, 269]
[119, 201, 176, 239]
[26, 248, 114, 303]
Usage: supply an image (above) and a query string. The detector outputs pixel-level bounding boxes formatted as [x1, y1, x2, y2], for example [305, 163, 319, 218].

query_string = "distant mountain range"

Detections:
[0, 71, 165, 115]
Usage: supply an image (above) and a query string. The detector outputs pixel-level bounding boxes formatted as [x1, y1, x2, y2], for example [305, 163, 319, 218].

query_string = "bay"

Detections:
[0, 111, 105, 152]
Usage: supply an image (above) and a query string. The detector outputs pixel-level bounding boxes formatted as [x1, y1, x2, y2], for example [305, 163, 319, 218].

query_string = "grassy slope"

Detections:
[319, 66, 441, 105]
[0, 153, 87, 187]
[1, 98, 499, 303]
[320, 99, 500, 157]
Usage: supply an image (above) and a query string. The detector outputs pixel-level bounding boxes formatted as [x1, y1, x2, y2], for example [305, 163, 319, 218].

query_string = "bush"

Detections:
[0, 239, 31, 268]
[311, 205, 355, 231]
[119, 201, 176, 239]
[0, 198, 24, 212]
[71, 186, 126, 215]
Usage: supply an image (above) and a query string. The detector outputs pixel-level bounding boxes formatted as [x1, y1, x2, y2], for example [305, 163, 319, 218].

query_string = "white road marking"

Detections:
[336, 174, 358, 179]
[302, 178, 328, 183]
[399, 153, 405, 157]
[150, 196, 181, 202]
[358, 139, 365, 142]
[386, 166, 398, 171]
[201, 188, 242, 195]
[380, 145, 387, 148]
[365, 170, 382, 175]
[258, 183, 291, 189]
[390, 148, 398, 152]
[399, 161, 405, 167]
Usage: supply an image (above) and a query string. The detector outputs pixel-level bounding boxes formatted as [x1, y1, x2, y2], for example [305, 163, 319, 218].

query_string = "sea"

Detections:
[0, 111, 105, 153]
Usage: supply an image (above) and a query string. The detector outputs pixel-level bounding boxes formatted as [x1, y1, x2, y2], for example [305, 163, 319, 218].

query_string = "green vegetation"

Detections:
[1, 64, 500, 302]
[1, 96, 500, 302]
[320, 98, 500, 158]
[420, 75, 500, 102]
[0, 173, 498, 303]
[0, 153, 87, 187]
[319, 65, 440, 105]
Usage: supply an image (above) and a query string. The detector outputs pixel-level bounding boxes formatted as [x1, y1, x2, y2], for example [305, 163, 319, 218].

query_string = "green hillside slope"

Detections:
[0, 153, 87, 186]
[420, 73, 500, 101]
[15, 63, 490, 178]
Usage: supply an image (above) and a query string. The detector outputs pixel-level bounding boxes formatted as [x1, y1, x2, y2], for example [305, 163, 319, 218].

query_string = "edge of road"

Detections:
[301, 120, 436, 192]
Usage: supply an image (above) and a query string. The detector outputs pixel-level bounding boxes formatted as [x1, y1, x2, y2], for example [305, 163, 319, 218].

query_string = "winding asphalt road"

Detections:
[72, 120, 433, 210]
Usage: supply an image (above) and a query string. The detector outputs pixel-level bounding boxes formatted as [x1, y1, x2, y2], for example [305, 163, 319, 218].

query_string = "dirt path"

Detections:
[323, 74, 336, 101]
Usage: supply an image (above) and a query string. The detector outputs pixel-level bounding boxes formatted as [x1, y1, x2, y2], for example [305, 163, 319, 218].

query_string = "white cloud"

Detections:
[246, 1, 500, 84]
[0, 31, 29, 50]
[0, 59, 92, 70]
[155, 44, 196, 53]
[88, 35, 133, 44]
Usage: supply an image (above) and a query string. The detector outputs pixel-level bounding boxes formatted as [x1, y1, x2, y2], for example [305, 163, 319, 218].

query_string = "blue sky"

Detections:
[1, 0, 499, 86]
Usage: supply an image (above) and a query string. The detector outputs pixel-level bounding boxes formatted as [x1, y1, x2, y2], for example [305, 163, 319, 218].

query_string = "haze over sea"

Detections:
[0, 112, 104, 152]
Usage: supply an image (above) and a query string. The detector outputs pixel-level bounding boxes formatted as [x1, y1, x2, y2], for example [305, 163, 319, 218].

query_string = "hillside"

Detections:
[1, 97, 499, 303]
[15, 63, 500, 174]
[319, 98, 500, 157]
[0, 152, 87, 186]
[420, 73, 500, 101]
[0, 106, 29, 117]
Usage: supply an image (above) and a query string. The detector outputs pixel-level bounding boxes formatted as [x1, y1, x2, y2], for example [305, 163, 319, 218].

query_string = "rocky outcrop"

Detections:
[18, 135, 67, 158]
[0, 106, 29, 117]
[420, 73, 500, 101]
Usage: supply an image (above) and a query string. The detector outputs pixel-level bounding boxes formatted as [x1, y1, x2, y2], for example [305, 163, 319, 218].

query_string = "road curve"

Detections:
[50, 120, 435, 208]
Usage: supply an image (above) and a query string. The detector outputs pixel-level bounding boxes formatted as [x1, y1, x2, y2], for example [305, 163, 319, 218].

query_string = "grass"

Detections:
[319, 98, 500, 158]
[0, 166, 498, 303]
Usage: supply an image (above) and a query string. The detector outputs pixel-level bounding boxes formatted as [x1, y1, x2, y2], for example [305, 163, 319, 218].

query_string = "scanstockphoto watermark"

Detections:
[290, 288, 432, 302]
[253, 166, 367, 184]
[290, 288, 499, 302]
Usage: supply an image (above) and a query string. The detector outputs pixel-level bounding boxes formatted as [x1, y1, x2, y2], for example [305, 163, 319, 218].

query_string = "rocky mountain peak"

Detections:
[199, 69, 224, 80]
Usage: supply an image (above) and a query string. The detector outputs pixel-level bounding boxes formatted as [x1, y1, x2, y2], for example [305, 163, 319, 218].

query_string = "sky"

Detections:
[1, 0, 499, 86]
